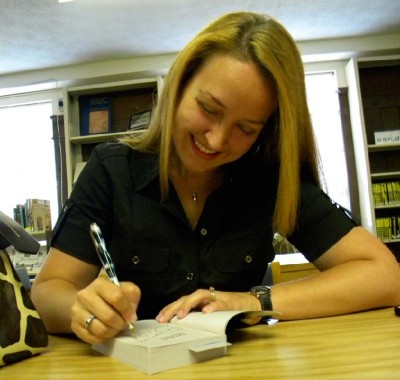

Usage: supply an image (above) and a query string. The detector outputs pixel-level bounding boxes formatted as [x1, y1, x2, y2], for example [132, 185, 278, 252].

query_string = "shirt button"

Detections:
[186, 272, 194, 281]
[245, 255, 253, 264]
[132, 255, 140, 265]
[200, 228, 208, 236]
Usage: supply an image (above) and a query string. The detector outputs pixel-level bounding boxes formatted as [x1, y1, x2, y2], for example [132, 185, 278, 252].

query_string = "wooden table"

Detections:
[2, 308, 400, 379]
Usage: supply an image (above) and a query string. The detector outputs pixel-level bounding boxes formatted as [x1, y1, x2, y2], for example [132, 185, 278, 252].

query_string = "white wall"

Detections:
[0, 33, 399, 105]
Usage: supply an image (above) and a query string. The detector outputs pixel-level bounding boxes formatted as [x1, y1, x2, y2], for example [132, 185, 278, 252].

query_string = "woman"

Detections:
[31, 12, 400, 344]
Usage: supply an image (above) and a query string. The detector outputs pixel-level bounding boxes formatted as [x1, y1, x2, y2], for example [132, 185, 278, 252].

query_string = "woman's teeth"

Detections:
[194, 138, 216, 154]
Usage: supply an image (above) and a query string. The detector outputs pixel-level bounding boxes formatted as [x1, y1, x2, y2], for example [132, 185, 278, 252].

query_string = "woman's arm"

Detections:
[157, 227, 400, 322]
[31, 248, 99, 333]
[31, 247, 140, 343]
[271, 226, 400, 319]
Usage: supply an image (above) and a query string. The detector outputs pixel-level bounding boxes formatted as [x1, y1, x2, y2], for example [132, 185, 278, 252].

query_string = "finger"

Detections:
[71, 298, 120, 344]
[157, 289, 212, 322]
[176, 289, 212, 317]
[120, 281, 141, 323]
[156, 297, 187, 323]
[76, 278, 130, 331]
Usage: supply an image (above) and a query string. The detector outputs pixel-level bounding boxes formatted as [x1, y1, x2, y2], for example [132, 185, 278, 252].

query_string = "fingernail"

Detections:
[128, 311, 137, 323]
[177, 310, 185, 319]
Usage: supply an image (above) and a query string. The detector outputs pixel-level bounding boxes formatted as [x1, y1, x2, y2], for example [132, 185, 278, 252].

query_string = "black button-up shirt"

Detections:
[51, 142, 357, 319]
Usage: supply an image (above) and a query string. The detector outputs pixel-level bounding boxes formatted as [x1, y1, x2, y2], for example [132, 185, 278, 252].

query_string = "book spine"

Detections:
[13, 206, 23, 226]
[25, 199, 33, 231]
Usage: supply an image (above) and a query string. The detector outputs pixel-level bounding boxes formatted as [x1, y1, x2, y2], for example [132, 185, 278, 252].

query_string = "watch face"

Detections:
[250, 286, 270, 295]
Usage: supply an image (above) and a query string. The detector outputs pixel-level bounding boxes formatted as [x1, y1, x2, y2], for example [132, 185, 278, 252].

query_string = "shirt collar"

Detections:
[128, 150, 160, 192]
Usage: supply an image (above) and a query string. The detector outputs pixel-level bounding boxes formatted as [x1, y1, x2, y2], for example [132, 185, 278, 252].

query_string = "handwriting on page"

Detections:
[136, 324, 187, 343]
[119, 320, 217, 348]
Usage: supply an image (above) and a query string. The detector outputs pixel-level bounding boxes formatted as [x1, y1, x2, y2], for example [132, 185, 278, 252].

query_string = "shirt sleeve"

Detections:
[50, 144, 115, 265]
[288, 181, 359, 262]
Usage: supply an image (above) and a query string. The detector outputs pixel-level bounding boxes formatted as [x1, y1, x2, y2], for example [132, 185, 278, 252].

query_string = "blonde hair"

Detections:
[123, 12, 320, 237]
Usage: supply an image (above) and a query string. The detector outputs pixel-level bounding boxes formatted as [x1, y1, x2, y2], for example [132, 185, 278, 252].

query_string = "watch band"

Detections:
[249, 285, 273, 311]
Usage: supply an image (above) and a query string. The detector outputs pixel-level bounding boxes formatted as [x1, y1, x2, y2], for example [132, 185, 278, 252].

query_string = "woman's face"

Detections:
[172, 54, 277, 176]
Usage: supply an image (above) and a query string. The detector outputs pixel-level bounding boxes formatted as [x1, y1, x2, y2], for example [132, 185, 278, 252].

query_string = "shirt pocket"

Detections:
[111, 235, 170, 273]
[214, 239, 271, 273]
[212, 239, 273, 289]
[111, 235, 175, 295]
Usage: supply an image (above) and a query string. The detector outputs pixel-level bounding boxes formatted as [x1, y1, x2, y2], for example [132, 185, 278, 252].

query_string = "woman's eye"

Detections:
[199, 102, 219, 116]
[237, 124, 254, 136]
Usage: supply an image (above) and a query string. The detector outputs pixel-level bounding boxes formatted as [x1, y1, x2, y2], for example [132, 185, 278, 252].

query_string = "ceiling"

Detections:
[1, 0, 399, 78]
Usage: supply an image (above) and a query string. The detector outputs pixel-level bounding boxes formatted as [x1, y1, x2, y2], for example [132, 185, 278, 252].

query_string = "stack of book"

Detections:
[13, 199, 51, 232]
[376, 216, 400, 242]
[372, 181, 400, 207]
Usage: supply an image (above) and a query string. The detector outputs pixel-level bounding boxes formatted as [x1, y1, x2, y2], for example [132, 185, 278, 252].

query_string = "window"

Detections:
[0, 100, 58, 226]
[305, 72, 350, 210]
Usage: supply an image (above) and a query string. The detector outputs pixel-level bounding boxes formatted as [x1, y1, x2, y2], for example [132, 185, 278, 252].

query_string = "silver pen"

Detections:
[90, 222, 135, 334]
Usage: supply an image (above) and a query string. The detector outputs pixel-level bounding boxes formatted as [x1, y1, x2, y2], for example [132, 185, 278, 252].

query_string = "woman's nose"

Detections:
[205, 122, 230, 151]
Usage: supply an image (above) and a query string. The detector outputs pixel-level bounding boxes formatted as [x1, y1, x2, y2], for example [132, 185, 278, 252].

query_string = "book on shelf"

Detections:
[93, 309, 279, 375]
[80, 95, 112, 135]
[13, 204, 26, 228]
[25, 199, 51, 233]
[376, 216, 400, 241]
[372, 181, 400, 206]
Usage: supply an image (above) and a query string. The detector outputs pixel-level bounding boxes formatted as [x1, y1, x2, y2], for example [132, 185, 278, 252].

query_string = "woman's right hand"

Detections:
[71, 276, 141, 344]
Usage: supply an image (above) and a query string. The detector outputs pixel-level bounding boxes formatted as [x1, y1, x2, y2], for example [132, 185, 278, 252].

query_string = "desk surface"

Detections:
[2, 308, 400, 379]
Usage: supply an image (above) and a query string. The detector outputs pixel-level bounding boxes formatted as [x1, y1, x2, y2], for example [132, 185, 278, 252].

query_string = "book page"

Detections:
[171, 310, 280, 334]
[171, 310, 244, 334]
[120, 320, 222, 348]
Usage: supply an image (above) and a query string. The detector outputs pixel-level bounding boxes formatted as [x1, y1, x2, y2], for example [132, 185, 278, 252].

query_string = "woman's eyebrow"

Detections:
[198, 89, 266, 126]
[198, 89, 225, 108]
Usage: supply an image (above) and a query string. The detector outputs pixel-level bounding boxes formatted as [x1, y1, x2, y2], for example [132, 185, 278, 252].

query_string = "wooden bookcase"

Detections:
[63, 77, 162, 193]
[346, 56, 400, 259]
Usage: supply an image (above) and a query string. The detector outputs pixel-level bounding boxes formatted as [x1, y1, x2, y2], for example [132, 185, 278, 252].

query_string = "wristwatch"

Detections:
[249, 285, 273, 311]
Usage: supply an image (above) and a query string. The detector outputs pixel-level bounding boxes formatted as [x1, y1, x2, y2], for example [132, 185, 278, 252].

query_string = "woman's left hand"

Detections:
[156, 288, 261, 323]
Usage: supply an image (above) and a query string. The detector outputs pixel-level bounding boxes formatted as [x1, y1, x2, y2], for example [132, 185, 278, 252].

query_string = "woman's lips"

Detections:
[193, 137, 217, 154]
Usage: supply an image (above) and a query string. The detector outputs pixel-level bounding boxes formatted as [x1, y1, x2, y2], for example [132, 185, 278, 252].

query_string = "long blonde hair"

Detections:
[123, 12, 321, 237]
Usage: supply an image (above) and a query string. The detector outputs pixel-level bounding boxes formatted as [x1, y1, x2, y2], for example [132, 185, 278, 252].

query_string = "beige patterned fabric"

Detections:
[0, 248, 48, 366]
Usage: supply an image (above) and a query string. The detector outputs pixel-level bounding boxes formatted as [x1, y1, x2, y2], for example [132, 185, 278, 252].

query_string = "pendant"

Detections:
[192, 190, 198, 202]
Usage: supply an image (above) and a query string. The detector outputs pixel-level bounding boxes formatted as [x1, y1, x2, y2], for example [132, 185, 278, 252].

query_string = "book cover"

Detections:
[93, 310, 278, 375]
[80, 96, 112, 135]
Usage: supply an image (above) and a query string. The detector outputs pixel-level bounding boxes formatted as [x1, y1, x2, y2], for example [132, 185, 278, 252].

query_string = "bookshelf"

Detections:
[346, 56, 400, 259]
[63, 77, 162, 193]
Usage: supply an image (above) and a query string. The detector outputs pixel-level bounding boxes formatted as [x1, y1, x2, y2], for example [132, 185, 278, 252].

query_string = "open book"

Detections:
[93, 310, 278, 375]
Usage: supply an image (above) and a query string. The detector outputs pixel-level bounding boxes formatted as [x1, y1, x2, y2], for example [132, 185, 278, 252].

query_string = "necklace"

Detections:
[192, 190, 198, 202]
[191, 190, 199, 228]
[168, 157, 225, 229]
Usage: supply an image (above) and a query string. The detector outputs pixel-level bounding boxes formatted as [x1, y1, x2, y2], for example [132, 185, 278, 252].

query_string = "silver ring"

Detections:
[209, 287, 216, 302]
[85, 314, 96, 331]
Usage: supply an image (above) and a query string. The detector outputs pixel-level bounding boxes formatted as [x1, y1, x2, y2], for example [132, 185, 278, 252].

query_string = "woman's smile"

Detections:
[192, 136, 218, 156]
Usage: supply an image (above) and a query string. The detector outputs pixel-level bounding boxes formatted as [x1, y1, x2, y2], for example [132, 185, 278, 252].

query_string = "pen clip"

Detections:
[90, 222, 119, 285]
